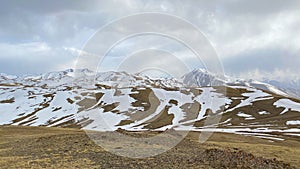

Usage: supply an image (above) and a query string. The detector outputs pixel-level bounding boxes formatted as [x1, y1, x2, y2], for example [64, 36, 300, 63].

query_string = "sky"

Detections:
[0, 0, 300, 81]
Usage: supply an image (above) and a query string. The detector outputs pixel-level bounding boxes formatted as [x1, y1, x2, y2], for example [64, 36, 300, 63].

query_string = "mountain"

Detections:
[182, 68, 226, 87]
[262, 79, 300, 99]
[183, 68, 289, 97]
[0, 69, 299, 141]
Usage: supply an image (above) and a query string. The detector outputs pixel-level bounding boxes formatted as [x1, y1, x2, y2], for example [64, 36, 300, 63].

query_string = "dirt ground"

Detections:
[0, 125, 299, 168]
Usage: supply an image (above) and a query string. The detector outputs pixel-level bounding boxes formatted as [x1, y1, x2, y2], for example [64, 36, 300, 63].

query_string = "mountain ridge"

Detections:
[0, 68, 292, 96]
[0, 68, 299, 141]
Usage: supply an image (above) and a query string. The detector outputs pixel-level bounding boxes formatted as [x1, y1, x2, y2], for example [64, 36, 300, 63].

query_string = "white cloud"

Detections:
[236, 68, 300, 81]
[0, 42, 74, 75]
[211, 10, 300, 59]
[0, 42, 51, 59]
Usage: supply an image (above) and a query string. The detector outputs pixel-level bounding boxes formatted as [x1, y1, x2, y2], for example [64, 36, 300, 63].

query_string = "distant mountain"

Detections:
[182, 68, 226, 87]
[182, 68, 289, 97]
[262, 79, 300, 99]
[0, 68, 299, 141]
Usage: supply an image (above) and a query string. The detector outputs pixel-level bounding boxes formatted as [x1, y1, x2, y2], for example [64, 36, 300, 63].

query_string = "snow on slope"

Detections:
[274, 98, 300, 114]
[0, 69, 299, 141]
[182, 68, 226, 87]
[226, 86, 271, 112]
[286, 120, 300, 125]
[248, 80, 289, 97]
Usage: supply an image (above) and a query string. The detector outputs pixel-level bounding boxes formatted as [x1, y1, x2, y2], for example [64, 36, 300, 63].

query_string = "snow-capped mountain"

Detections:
[263, 79, 300, 99]
[183, 68, 289, 97]
[6, 69, 183, 89]
[182, 68, 226, 87]
[0, 68, 299, 141]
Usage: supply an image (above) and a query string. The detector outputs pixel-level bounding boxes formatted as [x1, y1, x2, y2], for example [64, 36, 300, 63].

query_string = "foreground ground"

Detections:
[0, 125, 299, 168]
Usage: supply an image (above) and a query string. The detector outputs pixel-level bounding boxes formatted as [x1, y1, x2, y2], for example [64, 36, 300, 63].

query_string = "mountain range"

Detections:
[0, 68, 299, 141]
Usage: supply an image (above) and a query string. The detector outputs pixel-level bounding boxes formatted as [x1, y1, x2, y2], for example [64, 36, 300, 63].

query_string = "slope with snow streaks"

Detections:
[0, 69, 299, 141]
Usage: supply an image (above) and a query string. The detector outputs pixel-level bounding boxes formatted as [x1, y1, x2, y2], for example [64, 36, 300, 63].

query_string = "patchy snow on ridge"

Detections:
[1, 69, 300, 141]
[258, 111, 270, 115]
[274, 99, 300, 114]
[237, 112, 252, 118]
[286, 120, 300, 125]
[226, 87, 271, 112]
[249, 80, 289, 97]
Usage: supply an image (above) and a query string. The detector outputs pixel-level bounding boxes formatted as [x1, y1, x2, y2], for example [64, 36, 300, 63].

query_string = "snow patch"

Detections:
[237, 112, 252, 118]
[258, 111, 270, 115]
[274, 99, 300, 114]
[286, 120, 300, 125]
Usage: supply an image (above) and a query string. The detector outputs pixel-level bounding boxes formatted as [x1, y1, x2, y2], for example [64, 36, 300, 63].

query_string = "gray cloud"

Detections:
[0, 42, 74, 75]
[0, 0, 299, 81]
[223, 48, 287, 72]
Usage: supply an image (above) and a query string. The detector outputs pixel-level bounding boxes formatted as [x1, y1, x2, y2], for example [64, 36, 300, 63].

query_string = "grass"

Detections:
[0, 125, 298, 168]
[188, 131, 300, 167]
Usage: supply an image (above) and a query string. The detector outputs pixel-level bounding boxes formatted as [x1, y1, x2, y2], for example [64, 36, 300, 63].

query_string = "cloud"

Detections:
[223, 48, 287, 71]
[0, 0, 299, 82]
[236, 68, 300, 82]
[0, 42, 74, 75]
[0, 42, 51, 59]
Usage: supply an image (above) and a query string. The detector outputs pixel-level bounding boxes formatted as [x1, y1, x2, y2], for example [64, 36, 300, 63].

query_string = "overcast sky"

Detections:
[0, 0, 300, 81]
